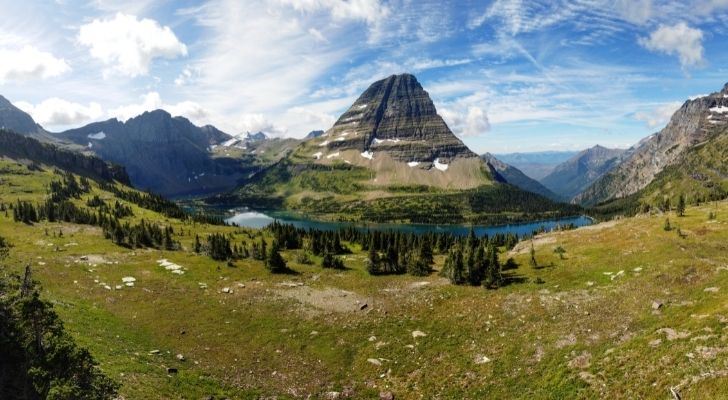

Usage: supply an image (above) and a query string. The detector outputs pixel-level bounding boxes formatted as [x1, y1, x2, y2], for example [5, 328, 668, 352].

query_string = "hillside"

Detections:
[577, 83, 728, 206]
[540, 145, 625, 201]
[221, 74, 577, 224]
[0, 94, 74, 144]
[1, 150, 726, 398]
[482, 153, 562, 201]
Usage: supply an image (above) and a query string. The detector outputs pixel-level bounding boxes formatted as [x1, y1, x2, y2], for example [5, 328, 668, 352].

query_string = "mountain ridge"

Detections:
[540, 145, 625, 201]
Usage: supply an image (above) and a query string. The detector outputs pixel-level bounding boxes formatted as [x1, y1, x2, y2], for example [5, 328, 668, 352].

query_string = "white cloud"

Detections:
[287, 106, 336, 130]
[633, 101, 682, 128]
[440, 105, 491, 137]
[278, 0, 389, 25]
[236, 113, 287, 136]
[308, 28, 328, 43]
[615, 0, 652, 24]
[15, 98, 102, 127]
[0, 46, 70, 83]
[78, 13, 188, 77]
[174, 67, 198, 86]
[639, 22, 704, 68]
[108, 92, 211, 126]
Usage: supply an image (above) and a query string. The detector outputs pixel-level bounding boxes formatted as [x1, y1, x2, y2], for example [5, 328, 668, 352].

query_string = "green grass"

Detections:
[1, 158, 727, 399]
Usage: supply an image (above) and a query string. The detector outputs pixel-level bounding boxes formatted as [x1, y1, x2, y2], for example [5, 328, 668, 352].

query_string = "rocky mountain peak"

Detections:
[317, 73, 476, 163]
[0, 94, 43, 135]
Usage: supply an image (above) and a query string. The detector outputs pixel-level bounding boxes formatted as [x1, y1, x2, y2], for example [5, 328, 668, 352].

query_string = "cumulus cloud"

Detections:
[634, 101, 682, 128]
[78, 13, 188, 77]
[15, 98, 103, 127]
[287, 106, 336, 130]
[108, 92, 211, 126]
[174, 67, 198, 86]
[440, 105, 490, 137]
[0, 46, 70, 83]
[639, 22, 704, 68]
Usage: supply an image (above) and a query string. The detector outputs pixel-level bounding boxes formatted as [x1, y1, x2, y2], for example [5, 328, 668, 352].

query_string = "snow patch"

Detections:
[326, 152, 340, 159]
[313, 151, 323, 159]
[407, 161, 419, 167]
[338, 131, 351, 137]
[222, 137, 239, 147]
[319, 140, 329, 147]
[335, 137, 345, 141]
[360, 150, 373, 160]
[709, 106, 728, 113]
[433, 158, 449, 171]
[355, 104, 367, 109]
[87, 131, 106, 140]
[373, 138, 402, 144]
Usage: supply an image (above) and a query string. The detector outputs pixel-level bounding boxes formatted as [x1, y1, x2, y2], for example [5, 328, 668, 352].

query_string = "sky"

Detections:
[1, 0, 728, 153]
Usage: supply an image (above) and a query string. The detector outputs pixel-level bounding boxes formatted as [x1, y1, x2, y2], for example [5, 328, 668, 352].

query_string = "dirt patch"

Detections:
[578, 220, 618, 232]
[568, 351, 592, 369]
[657, 328, 691, 341]
[509, 236, 556, 255]
[275, 286, 371, 314]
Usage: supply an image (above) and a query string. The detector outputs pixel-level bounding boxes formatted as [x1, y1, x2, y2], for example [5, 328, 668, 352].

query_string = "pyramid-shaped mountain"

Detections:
[295, 74, 488, 189]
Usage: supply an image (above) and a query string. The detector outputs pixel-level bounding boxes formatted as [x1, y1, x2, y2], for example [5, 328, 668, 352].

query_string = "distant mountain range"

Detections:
[494, 151, 578, 180]
[540, 145, 625, 201]
[2, 78, 725, 216]
[481, 153, 561, 201]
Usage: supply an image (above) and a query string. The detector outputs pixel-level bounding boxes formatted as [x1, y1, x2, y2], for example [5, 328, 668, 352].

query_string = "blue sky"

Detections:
[1, 0, 728, 152]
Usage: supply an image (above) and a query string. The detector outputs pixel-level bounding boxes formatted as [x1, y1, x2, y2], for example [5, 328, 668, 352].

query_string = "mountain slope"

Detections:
[220, 74, 578, 223]
[577, 83, 728, 206]
[57, 110, 252, 197]
[0, 95, 66, 143]
[494, 151, 579, 180]
[540, 145, 625, 201]
[482, 153, 562, 201]
[0, 128, 130, 184]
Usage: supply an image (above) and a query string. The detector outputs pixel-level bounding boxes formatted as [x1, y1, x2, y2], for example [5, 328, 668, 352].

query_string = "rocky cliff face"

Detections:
[58, 110, 250, 197]
[541, 145, 625, 201]
[316, 73, 476, 162]
[0, 95, 65, 144]
[576, 83, 728, 205]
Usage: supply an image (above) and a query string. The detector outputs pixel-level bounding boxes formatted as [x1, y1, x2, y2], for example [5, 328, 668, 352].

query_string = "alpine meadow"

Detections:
[1, 1, 727, 399]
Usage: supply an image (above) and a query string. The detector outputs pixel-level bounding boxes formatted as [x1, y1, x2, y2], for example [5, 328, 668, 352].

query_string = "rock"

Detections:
[149, 349, 160, 354]
[359, 303, 368, 310]
[657, 328, 691, 341]
[411, 330, 427, 338]
[176, 354, 185, 361]
[221, 287, 232, 294]
[704, 287, 719, 293]
[368, 335, 377, 342]
[166, 367, 178, 374]
[474, 354, 491, 364]
[652, 301, 663, 310]
[324, 392, 341, 400]
[379, 391, 394, 400]
[80, 256, 89, 261]
[649, 339, 662, 347]
[367, 358, 382, 366]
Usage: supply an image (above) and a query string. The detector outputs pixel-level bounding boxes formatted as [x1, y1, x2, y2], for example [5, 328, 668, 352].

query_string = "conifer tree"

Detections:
[677, 194, 686, 217]
[265, 241, 287, 273]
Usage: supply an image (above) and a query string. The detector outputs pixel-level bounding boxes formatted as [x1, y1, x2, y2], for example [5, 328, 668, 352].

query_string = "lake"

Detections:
[225, 211, 593, 237]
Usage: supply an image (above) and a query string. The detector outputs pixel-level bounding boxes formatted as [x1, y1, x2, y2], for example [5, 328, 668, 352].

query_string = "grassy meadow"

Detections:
[1, 158, 727, 399]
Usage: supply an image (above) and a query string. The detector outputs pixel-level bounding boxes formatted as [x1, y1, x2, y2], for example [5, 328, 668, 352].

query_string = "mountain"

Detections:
[540, 145, 625, 201]
[304, 130, 324, 139]
[220, 74, 578, 224]
[481, 153, 562, 201]
[57, 110, 252, 197]
[577, 82, 728, 206]
[0, 95, 64, 143]
[494, 151, 579, 180]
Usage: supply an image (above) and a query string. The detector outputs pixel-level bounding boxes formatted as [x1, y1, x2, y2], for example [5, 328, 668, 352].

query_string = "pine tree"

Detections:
[194, 234, 202, 253]
[483, 244, 502, 289]
[366, 242, 380, 275]
[265, 241, 287, 273]
[677, 194, 686, 217]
